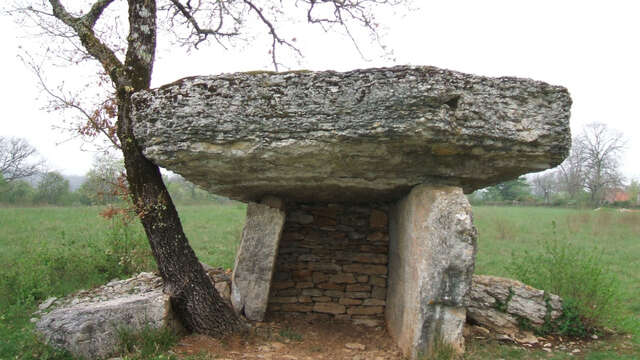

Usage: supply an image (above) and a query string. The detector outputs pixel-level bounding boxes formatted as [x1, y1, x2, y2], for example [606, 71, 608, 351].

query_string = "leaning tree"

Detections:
[7, 0, 405, 336]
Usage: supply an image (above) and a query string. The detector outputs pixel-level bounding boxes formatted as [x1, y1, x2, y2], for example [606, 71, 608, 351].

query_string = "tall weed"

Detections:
[104, 214, 155, 276]
[506, 221, 620, 332]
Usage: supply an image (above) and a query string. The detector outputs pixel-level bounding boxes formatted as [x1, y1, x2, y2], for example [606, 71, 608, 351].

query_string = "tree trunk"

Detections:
[44, 0, 244, 339]
[116, 92, 244, 336]
[113, 0, 244, 337]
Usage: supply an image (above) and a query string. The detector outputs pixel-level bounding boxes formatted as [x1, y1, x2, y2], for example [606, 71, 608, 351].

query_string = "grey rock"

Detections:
[345, 342, 366, 350]
[215, 281, 231, 301]
[131, 66, 571, 203]
[466, 275, 563, 337]
[34, 272, 232, 359]
[231, 199, 286, 321]
[38, 297, 58, 311]
[386, 185, 477, 359]
[35, 273, 182, 359]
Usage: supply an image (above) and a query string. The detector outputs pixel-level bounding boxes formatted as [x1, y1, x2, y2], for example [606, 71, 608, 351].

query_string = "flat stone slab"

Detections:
[231, 198, 286, 321]
[131, 65, 571, 202]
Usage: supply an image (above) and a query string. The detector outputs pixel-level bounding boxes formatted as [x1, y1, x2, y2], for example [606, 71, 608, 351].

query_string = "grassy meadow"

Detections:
[0, 204, 638, 359]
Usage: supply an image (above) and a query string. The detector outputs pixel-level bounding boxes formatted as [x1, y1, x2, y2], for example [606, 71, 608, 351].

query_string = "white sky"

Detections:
[1, 0, 639, 180]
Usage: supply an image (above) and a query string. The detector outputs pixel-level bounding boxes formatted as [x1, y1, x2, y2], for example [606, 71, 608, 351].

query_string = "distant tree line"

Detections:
[471, 123, 637, 208]
[0, 137, 227, 206]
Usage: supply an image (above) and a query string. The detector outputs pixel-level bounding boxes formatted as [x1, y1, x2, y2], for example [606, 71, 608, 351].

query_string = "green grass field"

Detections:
[0, 204, 638, 359]
[470, 206, 639, 359]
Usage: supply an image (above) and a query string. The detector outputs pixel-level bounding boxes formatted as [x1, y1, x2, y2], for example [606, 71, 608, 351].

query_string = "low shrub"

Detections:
[506, 221, 620, 334]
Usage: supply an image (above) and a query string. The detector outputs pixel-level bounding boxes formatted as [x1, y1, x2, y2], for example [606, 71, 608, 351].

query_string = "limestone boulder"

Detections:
[466, 275, 563, 338]
[35, 273, 178, 359]
[35, 270, 231, 359]
[386, 186, 477, 359]
[131, 66, 571, 203]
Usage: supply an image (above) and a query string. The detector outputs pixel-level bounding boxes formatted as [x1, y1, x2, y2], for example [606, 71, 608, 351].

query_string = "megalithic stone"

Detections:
[129, 65, 570, 359]
[131, 65, 571, 203]
[231, 197, 285, 321]
[387, 185, 477, 359]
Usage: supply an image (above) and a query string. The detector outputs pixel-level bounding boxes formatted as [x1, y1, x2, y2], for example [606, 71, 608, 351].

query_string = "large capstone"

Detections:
[131, 65, 571, 203]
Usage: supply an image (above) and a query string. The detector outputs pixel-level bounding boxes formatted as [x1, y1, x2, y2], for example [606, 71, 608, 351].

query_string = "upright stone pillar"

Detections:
[231, 197, 285, 321]
[386, 185, 477, 359]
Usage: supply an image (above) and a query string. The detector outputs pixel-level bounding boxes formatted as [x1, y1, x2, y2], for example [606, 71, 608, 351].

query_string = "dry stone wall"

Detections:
[267, 203, 390, 326]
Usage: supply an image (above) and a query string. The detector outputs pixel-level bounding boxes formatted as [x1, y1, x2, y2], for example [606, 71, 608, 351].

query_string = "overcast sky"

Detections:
[1, 0, 639, 180]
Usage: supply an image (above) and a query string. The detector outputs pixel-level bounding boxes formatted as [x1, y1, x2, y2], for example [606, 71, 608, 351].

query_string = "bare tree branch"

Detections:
[47, 0, 125, 85]
[19, 52, 121, 149]
[82, 0, 117, 27]
[303, 0, 399, 61]
[168, 0, 238, 47]
[243, 0, 302, 70]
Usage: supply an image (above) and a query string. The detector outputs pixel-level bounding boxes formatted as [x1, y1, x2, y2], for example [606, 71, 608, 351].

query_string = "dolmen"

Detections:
[130, 65, 571, 359]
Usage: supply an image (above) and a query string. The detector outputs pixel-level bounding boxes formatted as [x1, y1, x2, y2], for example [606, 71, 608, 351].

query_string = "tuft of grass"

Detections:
[278, 327, 303, 342]
[309, 345, 324, 352]
[116, 325, 180, 360]
[418, 336, 460, 360]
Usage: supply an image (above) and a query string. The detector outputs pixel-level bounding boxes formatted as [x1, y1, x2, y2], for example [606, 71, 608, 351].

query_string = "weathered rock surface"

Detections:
[386, 186, 477, 359]
[35, 270, 231, 359]
[131, 66, 571, 203]
[466, 275, 563, 338]
[34, 273, 176, 359]
[231, 198, 286, 321]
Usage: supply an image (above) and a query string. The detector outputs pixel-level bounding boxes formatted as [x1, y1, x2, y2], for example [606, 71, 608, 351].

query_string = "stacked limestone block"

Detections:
[267, 203, 390, 326]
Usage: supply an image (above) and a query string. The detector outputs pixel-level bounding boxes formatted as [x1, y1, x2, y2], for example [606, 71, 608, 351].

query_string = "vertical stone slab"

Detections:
[386, 185, 477, 359]
[231, 197, 285, 321]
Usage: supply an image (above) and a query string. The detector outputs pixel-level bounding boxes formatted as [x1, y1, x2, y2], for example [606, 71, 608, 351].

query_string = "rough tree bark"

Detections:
[47, 0, 243, 336]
